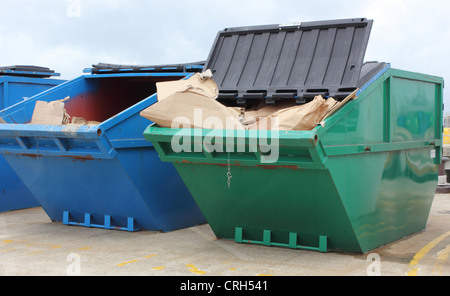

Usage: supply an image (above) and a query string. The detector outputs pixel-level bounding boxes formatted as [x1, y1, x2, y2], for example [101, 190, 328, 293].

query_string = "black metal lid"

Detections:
[205, 18, 374, 104]
[0, 65, 57, 78]
[90, 61, 206, 75]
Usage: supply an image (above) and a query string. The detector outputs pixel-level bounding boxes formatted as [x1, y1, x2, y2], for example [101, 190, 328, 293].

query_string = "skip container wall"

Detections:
[0, 63, 206, 231]
[0, 66, 65, 212]
[143, 19, 444, 253]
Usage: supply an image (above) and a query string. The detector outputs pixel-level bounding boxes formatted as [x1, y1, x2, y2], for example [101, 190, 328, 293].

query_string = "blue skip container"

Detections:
[0, 62, 206, 231]
[0, 65, 65, 213]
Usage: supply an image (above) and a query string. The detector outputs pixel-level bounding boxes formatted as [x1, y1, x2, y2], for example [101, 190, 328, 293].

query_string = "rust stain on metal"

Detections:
[6, 152, 94, 162]
[177, 159, 298, 170]
[179, 159, 229, 167]
[60, 155, 94, 162]
[256, 165, 299, 170]
[14, 153, 43, 158]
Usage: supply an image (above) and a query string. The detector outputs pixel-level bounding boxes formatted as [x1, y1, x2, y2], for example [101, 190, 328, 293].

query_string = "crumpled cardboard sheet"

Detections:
[140, 70, 340, 131]
[30, 97, 71, 125]
[140, 70, 244, 130]
[246, 96, 338, 131]
[29, 96, 100, 126]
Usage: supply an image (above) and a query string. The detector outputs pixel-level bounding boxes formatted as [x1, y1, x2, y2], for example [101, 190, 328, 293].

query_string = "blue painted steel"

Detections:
[0, 70, 206, 231]
[0, 124, 116, 159]
[63, 211, 136, 232]
[0, 73, 65, 213]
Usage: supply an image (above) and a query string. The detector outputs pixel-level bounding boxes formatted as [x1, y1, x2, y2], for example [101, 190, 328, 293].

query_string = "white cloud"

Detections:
[0, 0, 448, 111]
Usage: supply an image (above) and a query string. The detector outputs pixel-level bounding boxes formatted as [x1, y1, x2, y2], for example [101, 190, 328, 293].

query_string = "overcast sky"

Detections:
[1, 0, 449, 111]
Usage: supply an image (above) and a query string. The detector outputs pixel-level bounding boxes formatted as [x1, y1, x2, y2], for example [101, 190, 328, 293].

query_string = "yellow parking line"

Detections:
[117, 254, 157, 267]
[77, 247, 92, 251]
[117, 259, 140, 267]
[186, 264, 206, 275]
[408, 231, 450, 276]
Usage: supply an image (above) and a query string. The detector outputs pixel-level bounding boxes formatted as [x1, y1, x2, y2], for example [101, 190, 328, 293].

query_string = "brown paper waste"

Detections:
[140, 70, 245, 130]
[29, 96, 100, 126]
[140, 70, 339, 131]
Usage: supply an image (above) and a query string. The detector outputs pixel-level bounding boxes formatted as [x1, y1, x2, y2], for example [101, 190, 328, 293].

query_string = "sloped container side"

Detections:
[0, 62, 206, 231]
[143, 19, 444, 253]
[0, 66, 65, 213]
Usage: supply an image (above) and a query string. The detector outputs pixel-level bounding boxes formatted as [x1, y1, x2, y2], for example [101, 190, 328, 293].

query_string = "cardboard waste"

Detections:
[140, 70, 244, 130]
[245, 96, 337, 130]
[140, 70, 345, 131]
[29, 96, 100, 126]
[156, 69, 218, 101]
[30, 97, 71, 125]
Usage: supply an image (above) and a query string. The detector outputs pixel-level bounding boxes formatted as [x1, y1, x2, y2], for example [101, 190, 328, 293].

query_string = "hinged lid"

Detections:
[0, 65, 59, 78]
[205, 18, 373, 104]
[89, 61, 205, 75]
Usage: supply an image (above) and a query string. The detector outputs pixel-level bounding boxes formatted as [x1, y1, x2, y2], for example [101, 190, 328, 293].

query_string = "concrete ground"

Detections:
[0, 194, 449, 277]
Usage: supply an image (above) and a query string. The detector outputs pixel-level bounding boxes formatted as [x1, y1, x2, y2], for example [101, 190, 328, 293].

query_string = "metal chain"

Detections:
[227, 152, 232, 189]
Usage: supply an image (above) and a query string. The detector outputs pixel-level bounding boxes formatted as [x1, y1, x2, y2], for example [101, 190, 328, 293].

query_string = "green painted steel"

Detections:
[143, 68, 444, 253]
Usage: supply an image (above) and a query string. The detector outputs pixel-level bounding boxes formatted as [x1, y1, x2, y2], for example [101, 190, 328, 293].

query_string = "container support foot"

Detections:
[235, 227, 327, 253]
[63, 211, 138, 232]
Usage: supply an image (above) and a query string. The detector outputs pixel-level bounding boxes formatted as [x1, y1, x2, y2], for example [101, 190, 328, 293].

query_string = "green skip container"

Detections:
[143, 19, 444, 253]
